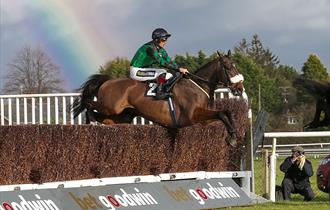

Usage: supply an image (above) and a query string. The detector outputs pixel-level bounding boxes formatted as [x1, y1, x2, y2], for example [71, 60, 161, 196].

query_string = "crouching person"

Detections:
[280, 146, 315, 201]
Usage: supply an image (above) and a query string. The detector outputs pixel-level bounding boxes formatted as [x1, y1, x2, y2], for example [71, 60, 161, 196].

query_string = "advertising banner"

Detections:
[0, 178, 252, 210]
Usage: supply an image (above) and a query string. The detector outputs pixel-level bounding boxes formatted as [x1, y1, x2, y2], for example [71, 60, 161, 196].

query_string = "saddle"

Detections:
[145, 72, 182, 99]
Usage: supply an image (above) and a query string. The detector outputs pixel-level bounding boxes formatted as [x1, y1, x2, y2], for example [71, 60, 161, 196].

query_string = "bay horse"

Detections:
[72, 51, 245, 146]
[293, 78, 330, 129]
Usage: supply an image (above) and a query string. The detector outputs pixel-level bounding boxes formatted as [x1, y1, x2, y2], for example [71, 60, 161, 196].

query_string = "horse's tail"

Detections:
[72, 74, 111, 118]
[293, 78, 330, 98]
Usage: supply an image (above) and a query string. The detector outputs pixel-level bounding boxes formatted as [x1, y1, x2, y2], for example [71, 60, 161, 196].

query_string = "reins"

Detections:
[186, 72, 227, 87]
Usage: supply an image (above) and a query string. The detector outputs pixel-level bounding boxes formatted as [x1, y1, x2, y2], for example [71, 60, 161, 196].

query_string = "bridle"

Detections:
[187, 57, 235, 87]
[187, 56, 243, 96]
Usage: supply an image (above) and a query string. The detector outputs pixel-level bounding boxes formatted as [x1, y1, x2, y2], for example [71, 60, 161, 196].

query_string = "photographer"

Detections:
[280, 146, 315, 201]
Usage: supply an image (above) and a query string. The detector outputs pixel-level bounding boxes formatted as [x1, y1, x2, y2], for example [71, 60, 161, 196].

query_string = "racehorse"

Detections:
[293, 78, 330, 129]
[72, 51, 245, 146]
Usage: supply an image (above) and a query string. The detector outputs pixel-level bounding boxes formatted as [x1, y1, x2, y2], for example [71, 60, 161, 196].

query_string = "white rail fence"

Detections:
[0, 88, 248, 126]
[263, 131, 330, 202]
[257, 142, 330, 156]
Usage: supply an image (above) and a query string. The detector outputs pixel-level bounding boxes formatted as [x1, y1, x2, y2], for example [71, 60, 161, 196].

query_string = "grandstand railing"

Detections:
[0, 88, 248, 126]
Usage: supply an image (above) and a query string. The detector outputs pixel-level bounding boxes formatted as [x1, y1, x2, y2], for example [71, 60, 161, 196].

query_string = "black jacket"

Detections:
[280, 156, 313, 189]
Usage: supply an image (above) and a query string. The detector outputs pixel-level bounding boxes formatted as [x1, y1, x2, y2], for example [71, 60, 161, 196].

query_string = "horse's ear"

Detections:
[217, 51, 221, 57]
[227, 50, 232, 57]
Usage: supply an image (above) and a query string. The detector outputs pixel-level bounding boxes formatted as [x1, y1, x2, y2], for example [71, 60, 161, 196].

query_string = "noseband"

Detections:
[218, 57, 245, 96]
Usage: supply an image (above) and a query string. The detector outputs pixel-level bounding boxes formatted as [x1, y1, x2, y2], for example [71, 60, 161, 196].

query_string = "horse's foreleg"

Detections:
[218, 111, 237, 147]
[193, 108, 237, 146]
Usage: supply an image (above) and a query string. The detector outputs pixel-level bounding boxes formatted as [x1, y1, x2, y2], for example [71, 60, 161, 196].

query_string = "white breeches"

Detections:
[130, 67, 173, 81]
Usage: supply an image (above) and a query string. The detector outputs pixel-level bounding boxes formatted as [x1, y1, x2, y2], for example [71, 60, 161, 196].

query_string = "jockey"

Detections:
[130, 28, 189, 99]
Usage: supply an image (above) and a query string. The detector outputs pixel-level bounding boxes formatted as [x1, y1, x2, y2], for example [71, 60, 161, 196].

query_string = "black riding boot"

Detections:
[155, 73, 181, 100]
[155, 83, 171, 100]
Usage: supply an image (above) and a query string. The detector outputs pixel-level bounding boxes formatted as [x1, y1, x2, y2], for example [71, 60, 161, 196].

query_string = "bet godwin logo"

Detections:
[69, 187, 159, 210]
[0, 194, 59, 210]
[165, 182, 241, 205]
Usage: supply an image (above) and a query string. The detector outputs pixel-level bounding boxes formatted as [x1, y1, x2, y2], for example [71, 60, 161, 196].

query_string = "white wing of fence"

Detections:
[0, 88, 248, 126]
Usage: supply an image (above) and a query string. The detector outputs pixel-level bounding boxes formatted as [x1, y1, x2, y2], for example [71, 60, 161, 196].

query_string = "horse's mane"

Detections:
[293, 78, 330, 99]
[194, 59, 218, 77]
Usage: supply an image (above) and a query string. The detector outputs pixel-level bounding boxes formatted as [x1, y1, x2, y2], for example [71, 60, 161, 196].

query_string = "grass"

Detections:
[218, 156, 330, 209]
[228, 202, 330, 210]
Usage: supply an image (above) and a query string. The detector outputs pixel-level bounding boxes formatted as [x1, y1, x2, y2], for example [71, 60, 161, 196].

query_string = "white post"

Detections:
[62, 96, 66, 125]
[133, 117, 137, 125]
[31, 97, 35, 124]
[249, 108, 255, 193]
[0, 98, 4, 125]
[70, 97, 74, 125]
[78, 113, 82, 124]
[24, 98, 27, 124]
[16, 98, 20, 125]
[39, 97, 43, 124]
[269, 137, 277, 202]
[47, 97, 51, 124]
[55, 96, 59, 124]
[8, 99, 12, 125]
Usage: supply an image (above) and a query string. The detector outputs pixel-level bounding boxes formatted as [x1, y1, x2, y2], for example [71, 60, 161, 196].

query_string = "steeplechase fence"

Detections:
[0, 89, 255, 209]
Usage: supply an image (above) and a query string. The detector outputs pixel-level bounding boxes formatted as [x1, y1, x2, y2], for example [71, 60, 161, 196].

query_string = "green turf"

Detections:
[227, 201, 330, 210]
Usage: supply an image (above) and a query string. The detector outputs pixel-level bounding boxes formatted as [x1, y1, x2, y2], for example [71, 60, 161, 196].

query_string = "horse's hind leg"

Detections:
[88, 109, 136, 125]
[218, 111, 237, 147]
[86, 110, 97, 124]
[107, 110, 136, 124]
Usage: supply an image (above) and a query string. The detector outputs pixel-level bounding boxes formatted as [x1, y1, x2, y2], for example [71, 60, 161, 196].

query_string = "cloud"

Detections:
[0, 0, 32, 25]
[205, 0, 330, 32]
[1, 0, 329, 90]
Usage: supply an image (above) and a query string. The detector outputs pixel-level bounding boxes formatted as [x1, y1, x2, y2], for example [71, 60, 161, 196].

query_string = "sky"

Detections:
[0, 0, 329, 91]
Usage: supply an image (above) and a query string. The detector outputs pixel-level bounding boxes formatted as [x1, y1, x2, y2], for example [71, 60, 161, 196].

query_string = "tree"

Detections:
[276, 65, 299, 83]
[99, 57, 130, 79]
[234, 38, 249, 55]
[234, 34, 280, 76]
[302, 54, 329, 80]
[3, 45, 65, 94]
[174, 50, 212, 73]
[233, 53, 282, 114]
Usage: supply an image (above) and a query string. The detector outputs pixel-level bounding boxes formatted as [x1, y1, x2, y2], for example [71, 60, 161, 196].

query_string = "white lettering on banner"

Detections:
[98, 187, 159, 210]
[189, 182, 241, 205]
[0, 195, 59, 210]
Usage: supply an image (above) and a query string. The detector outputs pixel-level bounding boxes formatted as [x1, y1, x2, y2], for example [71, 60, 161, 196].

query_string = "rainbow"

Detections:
[30, 0, 116, 90]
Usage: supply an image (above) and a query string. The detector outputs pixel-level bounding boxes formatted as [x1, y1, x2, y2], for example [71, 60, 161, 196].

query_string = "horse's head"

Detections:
[217, 50, 244, 96]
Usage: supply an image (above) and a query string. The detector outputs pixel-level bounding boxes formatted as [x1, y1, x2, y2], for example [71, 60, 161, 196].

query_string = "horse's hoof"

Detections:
[225, 135, 237, 147]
